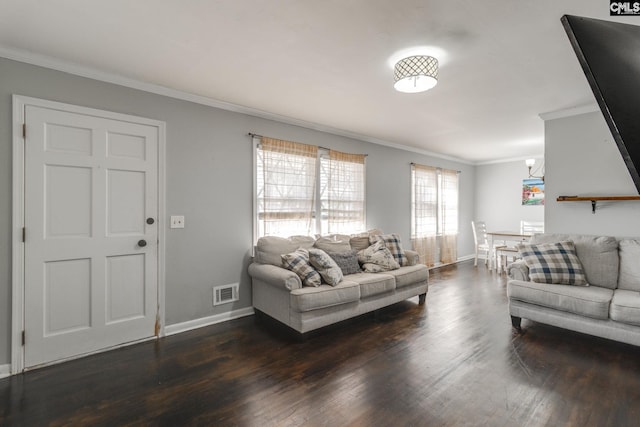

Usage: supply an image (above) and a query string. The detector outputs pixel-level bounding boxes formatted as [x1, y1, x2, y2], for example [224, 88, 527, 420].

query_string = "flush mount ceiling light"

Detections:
[393, 55, 438, 93]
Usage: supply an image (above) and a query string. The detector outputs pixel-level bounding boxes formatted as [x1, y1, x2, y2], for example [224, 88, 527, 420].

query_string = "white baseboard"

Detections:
[164, 307, 255, 336]
[0, 364, 10, 379]
[457, 254, 475, 262]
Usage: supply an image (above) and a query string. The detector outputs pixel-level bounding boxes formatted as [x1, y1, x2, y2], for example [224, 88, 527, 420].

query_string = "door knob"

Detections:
[138, 239, 147, 247]
[146, 218, 155, 225]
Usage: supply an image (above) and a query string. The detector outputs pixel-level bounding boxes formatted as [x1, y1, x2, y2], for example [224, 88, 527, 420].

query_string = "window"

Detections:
[320, 150, 366, 234]
[256, 137, 318, 237]
[254, 136, 365, 240]
[411, 164, 459, 266]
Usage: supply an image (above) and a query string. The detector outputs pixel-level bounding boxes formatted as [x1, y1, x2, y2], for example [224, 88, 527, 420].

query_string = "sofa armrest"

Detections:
[507, 260, 529, 282]
[404, 250, 420, 266]
[248, 263, 302, 291]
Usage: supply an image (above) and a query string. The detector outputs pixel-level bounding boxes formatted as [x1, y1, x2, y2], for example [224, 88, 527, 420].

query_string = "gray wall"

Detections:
[544, 110, 640, 236]
[0, 57, 475, 365]
[475, 158, 544, 232]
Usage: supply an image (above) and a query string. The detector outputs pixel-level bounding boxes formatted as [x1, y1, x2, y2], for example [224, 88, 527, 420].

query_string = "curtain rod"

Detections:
[410, 162, 461, 174]
[248, 132, 367, 157]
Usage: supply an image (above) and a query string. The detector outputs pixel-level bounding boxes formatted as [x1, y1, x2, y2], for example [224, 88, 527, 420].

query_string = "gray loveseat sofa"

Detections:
[248, 233, 429, 334]
[508, 233, 640, 346]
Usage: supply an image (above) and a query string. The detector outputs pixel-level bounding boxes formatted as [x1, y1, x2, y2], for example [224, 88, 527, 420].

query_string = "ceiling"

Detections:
[0, 0, 636, 163]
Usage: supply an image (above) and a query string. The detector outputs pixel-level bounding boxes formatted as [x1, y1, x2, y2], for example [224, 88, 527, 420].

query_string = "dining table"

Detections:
[486, 230, 532, 271]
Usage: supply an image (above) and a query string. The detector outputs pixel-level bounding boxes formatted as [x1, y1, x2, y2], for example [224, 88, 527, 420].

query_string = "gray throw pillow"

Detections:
[326, 250, 362, 275]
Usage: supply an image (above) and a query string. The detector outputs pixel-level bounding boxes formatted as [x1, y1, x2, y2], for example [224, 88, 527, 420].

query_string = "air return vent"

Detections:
[213, 283, 239, 306]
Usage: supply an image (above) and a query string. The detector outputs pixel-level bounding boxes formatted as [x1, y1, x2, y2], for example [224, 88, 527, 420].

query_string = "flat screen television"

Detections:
[562, 15, 640, 193]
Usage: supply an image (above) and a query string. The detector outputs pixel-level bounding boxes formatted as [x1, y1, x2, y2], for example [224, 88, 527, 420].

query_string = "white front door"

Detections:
[23, 103, 160, 369]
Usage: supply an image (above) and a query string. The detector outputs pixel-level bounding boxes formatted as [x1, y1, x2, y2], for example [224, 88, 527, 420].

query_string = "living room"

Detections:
[2, 1, 640, 424]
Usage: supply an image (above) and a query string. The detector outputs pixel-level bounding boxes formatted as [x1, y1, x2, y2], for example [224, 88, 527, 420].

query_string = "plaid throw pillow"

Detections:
[517, 241, 588, 286]
[370, 233, 409, 266]
[282, 248, 322, 287]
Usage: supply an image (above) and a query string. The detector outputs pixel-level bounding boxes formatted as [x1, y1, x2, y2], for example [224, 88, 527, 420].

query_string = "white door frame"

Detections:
[11, 95, 167, 374]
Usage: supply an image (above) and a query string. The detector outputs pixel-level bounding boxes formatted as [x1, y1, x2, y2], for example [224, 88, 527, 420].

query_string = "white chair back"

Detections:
[472, 220, 489, 246]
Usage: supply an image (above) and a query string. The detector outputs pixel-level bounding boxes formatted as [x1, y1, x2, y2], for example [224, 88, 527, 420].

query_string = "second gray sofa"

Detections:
[508, 233, 640, 346]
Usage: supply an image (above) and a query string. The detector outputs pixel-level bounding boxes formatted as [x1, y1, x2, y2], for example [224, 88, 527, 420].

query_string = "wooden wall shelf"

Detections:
[556, 195, 640, 213]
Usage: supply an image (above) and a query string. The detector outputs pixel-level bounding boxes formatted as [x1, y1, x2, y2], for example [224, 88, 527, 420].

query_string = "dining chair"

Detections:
[471, 221, 502, 267]
[496, 221, 545, 272]
[496, 245, 519, 272]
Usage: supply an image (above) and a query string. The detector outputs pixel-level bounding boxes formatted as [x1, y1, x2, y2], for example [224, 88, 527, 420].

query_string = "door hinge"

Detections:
[22, 123, 26, 139]
[21, 331, 25, 346]
[22, 227, 25, 243]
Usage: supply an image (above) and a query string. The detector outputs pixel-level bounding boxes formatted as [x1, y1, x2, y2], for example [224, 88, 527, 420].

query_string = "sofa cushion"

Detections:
[314, 236, 352, 253]
[517, 241, 588, 286]
[255, 235, 316, 267]
[344, 272, 396, 298]
[385, 264, 429, 288]
[618, 239, 640, 291]
[610, 289, 640, 326]
[508, 280, 613, 319]
[290, 280, 360, 312]
[370, 233, 409, 266]
[326, 250, 362, 275]
[308, 248, 343, 286]
[357, 240, 400, 272]
[530, 234, 619, 289]
[281, 248, 322, 287]
[349, 235, 371, 252]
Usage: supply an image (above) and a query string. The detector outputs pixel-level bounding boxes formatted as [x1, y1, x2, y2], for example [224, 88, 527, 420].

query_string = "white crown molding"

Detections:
[0, 45, 473, 165]
[539, 104, 599, 121]
[476, 154, 544, 166]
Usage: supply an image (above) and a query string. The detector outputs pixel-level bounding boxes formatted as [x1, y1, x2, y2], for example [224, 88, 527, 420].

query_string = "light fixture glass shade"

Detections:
[393, 55, 438, 93]
[525, 159, 536, 167]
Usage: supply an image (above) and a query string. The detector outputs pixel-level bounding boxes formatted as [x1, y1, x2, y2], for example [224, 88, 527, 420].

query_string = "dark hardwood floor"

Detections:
[2, 260, 640, 426]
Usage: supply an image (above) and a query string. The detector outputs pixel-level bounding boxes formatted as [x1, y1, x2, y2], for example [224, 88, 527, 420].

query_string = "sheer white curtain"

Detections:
[257, 137, 318, 237]
[440, 168, 459, 264]
[411, 164, 438, 266]
[322, 150, 366, 234]
[411, 164, 459, 266]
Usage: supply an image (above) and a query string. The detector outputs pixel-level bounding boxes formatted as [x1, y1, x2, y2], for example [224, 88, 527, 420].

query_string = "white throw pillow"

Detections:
[308, 248, 343, 286]
[357, 240, 400, 272]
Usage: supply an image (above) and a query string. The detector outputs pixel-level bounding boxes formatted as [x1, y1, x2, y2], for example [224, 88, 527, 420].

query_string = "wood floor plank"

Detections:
[2, 260, 640, 426]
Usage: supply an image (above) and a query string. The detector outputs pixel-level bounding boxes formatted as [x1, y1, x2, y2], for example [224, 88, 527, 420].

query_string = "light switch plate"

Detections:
[170, 215, 185, 229]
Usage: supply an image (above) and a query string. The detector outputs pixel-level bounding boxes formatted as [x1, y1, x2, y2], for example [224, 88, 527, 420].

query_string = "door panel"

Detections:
[106, 254, 146, 323]
[107, 132, 146, 160]
[24, 104, 159, 369]
[46, 165, 93, 238]
[108, 169, 146, 235]
[45, 123, 93, 155]
[44, 258, 92, 336]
